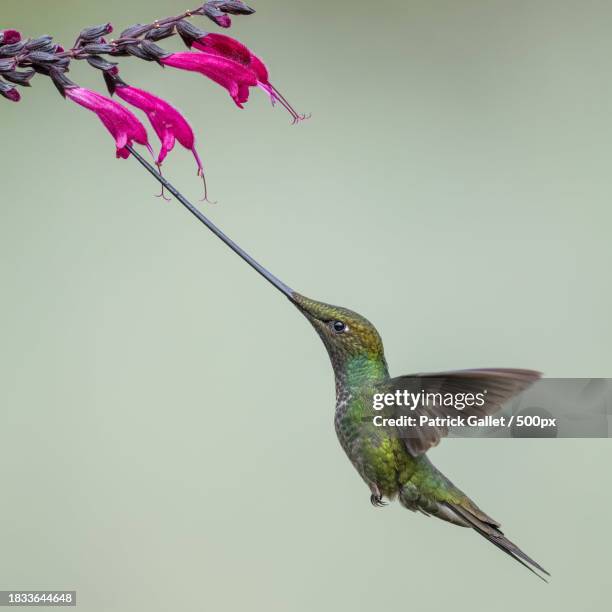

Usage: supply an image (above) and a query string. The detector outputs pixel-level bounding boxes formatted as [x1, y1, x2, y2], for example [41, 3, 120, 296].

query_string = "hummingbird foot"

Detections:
[369, 485, 387, 507]
[370, 494, 387, 507]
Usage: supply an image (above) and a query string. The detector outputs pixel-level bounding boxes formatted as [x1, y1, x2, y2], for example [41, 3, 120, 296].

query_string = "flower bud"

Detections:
[214, 1, 255, 15]
[82, 43, 115, 54]
[53, 57, 71, 70]
[145, 23, 175, 41]
[0, 40, 27, 57]
[2, 69, 35, 86]
[203, 5, 232, 28]
[119, 43, 150, 61]
[28, 50, 59, 65]
[176, 20, 208, 47]
[86, 56, 118, 72]
[79, 23, 113, 41]
[0, 78, 20, 101]
[121, 24, 148, 39]
[103, 69, 120, 95]
[26, 35, 54, 51]
[0, 30, 21, 46]
[48, 68, 77, 97]
[139, 40, 169, 62]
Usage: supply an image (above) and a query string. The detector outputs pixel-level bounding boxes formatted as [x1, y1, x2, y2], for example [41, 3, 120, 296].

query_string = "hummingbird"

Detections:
[129, 147, 550, 581]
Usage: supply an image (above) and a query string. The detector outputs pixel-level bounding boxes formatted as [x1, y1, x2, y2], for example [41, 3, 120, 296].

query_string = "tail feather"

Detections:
[444, 502, 550, 582]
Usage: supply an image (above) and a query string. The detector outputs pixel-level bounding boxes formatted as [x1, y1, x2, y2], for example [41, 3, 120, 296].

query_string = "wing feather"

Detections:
[376, 368, 540, 456]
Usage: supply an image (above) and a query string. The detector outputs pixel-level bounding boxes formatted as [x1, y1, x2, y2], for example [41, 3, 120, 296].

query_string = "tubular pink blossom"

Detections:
[193, 34, 265, 79]
[65, 87, 150, 158]
[191, 33, 308, 124]
[113, 84, 204, 174]
[160, 52, 257, 109]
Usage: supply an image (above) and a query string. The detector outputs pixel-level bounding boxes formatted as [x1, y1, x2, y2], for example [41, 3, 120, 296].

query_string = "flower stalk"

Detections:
[1, 1, 308, 198]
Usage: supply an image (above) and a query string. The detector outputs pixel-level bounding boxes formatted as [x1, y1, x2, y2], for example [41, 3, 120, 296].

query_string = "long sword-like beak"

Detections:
[128, 146, 297, 301]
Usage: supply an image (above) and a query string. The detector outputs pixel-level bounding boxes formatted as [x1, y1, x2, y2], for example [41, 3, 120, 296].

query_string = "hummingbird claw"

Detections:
[370, 494, 387, 508]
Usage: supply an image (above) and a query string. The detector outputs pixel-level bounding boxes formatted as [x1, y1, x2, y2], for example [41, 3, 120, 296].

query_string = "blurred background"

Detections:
[1, 1, 610, 610]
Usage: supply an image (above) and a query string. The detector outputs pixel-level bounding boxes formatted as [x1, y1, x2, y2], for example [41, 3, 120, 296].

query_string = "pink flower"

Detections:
[110, 79, 205, 177]
[65, 87, 150, 158]
[160, 52, 257, 109]
[193, 34, 263, 78]
[192, 33, 308, 124]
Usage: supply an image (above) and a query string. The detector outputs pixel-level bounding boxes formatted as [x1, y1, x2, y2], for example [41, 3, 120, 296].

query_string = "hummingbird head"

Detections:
[290, 292, 386, 371]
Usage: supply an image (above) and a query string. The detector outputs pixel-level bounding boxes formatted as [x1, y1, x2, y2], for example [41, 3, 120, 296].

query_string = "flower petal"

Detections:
[160, 52, 257, 108]
[192, 33, 269, 84]
[113, 84, 202, 170]
[65, 87, 150, 157]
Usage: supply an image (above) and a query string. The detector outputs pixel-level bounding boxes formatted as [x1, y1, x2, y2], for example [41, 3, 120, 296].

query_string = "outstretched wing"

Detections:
[375, 368, 540, 456]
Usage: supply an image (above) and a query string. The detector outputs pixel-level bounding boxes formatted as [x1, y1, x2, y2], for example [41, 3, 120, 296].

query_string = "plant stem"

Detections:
[127, 145, 295, 299]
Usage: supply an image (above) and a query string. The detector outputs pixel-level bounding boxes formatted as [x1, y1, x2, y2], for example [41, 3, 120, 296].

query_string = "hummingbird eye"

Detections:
[331, 320, 347, 334]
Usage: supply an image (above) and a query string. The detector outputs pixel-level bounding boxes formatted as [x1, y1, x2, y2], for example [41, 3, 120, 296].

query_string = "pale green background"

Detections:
[1, 1, 610, 610]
